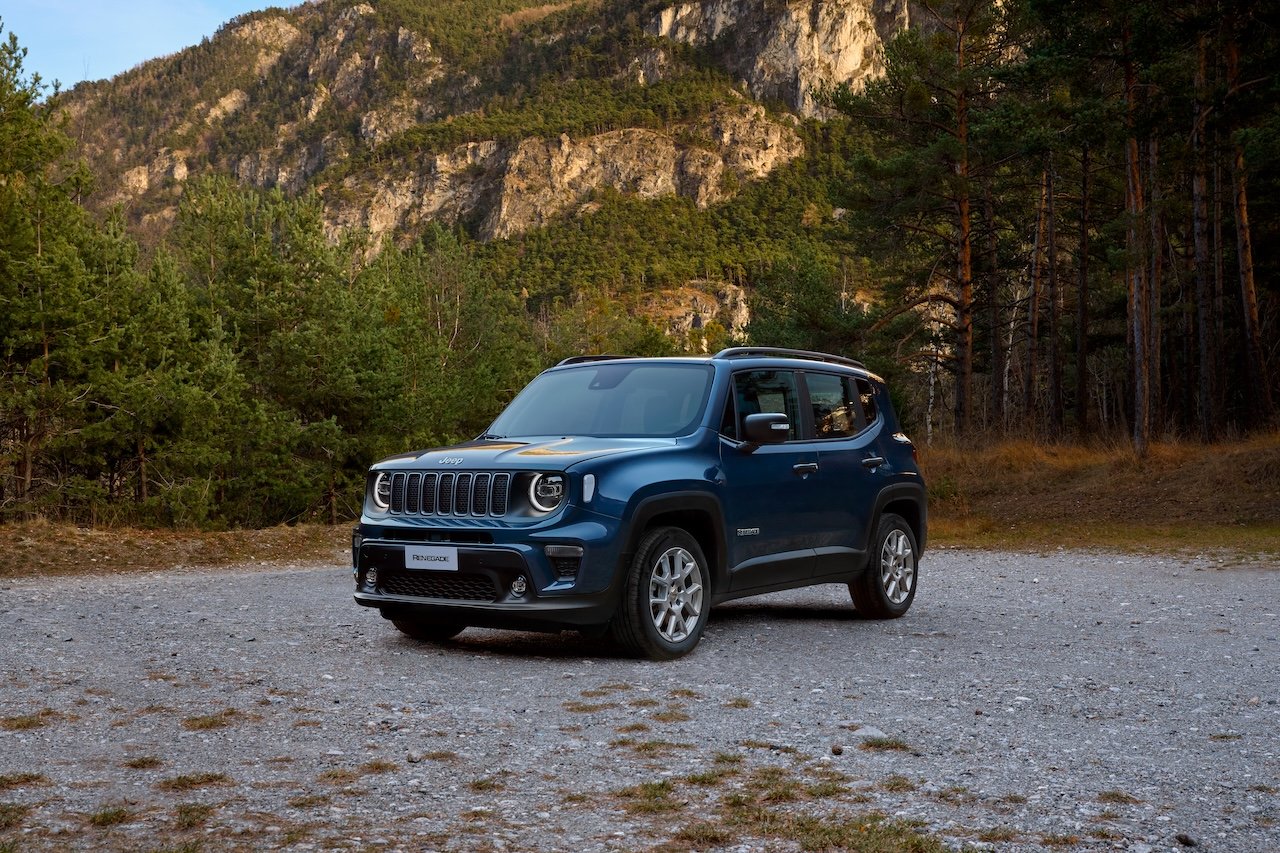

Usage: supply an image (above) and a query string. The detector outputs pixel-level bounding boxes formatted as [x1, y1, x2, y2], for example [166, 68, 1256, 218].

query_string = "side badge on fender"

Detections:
[736, 527, 760, 537]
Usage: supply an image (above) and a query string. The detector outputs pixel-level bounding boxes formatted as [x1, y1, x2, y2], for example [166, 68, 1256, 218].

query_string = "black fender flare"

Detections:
[864, 480, 928, 556]
[618, 490, 729, 595]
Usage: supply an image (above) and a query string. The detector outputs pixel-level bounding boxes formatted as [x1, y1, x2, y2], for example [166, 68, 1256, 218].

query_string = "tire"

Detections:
[610, 526, 711, 660]
[390, 619, 466, 642]
[849, 513, 918, 619]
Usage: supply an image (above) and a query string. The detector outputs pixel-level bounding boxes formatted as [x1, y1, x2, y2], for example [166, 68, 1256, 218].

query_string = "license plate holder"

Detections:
[404, 545, 459, 572]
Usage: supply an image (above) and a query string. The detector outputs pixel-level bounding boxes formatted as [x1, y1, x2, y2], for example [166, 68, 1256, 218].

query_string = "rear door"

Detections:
[803, 372, 884, 578]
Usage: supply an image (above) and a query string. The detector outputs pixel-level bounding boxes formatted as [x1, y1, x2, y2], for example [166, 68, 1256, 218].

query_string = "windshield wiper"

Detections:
[479, 433, 505, 440]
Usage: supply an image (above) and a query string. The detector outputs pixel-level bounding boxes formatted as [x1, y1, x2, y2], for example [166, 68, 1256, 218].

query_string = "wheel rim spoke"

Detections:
[880, 530, 915, 605]
[649, 546, 703, 643]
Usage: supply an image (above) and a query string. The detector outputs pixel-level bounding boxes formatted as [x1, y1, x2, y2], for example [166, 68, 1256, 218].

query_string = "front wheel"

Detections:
[610, 527, 711, 660]
[849, 513, 918, 619]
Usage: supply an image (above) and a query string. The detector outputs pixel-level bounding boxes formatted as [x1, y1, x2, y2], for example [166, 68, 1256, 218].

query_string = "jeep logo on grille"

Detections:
[437, 456, 464, 465]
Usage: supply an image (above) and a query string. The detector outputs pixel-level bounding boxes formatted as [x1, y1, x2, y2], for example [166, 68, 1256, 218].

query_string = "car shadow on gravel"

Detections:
[391, 629, 635, 660]
[382, 602, 865, 659]
[709, 602, 863, 623]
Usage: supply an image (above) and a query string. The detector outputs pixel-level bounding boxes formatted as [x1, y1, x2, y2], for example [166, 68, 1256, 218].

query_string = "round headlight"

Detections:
[528, 473, 566, 513]
[372, 473, 391, 510]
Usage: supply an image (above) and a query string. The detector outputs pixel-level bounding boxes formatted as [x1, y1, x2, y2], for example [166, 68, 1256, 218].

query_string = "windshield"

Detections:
[488, 363, 713, 438]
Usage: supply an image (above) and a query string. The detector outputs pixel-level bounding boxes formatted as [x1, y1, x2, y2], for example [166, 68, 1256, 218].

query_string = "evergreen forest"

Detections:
[2, 0, 1278, 528]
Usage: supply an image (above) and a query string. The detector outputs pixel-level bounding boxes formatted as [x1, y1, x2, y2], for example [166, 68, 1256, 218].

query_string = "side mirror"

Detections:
[743, 412, 789, 445]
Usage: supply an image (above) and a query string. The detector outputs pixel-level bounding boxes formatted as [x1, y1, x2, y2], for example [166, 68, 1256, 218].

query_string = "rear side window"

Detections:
[855, 377, 878, 424]
[804, 373, 865, 439]
[732, 370, 801, 440]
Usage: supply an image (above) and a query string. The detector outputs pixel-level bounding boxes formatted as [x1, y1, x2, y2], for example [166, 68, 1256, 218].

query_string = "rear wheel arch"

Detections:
[867, 483, 927, 556]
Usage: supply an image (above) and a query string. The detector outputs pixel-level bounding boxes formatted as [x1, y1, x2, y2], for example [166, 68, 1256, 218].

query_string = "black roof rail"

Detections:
[555, 354, 636, 367]
[713, 347, 867, 371]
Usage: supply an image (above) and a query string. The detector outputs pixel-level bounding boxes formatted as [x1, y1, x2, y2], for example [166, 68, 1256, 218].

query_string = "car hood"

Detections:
[372, 436, 679, 471]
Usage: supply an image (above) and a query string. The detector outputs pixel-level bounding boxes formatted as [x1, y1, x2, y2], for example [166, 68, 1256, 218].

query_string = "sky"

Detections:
[3, 0, 283, 89]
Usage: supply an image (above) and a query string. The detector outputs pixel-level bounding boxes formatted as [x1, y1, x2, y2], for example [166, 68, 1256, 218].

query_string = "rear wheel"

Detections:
[610, 527, 710, 660]
[849, 513, 918, 619]
[390, 619, 466, 642]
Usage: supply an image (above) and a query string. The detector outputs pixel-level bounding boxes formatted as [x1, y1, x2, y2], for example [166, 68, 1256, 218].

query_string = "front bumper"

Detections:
[352, 509, 627, 631]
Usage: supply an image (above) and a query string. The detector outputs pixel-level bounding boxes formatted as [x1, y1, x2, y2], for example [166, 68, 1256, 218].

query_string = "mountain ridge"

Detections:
[60, 0, 907, 245]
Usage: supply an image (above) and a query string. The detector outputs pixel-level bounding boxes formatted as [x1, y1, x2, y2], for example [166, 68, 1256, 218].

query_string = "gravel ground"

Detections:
[0, 548, 1277, 852]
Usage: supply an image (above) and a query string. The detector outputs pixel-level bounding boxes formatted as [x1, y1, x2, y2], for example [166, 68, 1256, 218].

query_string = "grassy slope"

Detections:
[4, 435, 1276, 578]
[922, 433, 1280, 559]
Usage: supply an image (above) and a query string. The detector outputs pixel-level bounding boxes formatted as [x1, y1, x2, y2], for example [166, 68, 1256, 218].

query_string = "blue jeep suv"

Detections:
[352, 347, 926, 659]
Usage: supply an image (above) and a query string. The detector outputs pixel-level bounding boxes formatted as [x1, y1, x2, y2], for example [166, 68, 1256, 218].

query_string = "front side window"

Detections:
[805, 373, 865, 439]
[732, 370, 801, 440]
[487, 363, 713, 438]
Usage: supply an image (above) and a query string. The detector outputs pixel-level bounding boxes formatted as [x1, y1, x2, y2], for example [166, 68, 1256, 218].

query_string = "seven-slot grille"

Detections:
[386, 471, 512, 517]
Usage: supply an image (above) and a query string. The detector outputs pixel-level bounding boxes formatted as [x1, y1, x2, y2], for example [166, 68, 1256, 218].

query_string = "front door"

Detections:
[718, 369, 822, 591]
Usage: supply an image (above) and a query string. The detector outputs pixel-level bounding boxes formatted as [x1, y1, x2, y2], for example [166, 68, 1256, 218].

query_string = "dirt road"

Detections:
[1, 549, 1276, 851]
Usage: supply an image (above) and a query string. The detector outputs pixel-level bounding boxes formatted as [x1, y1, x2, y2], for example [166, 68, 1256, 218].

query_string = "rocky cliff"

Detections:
[61, 0, 909, 244]
[650, 0, 916, 117]
[327, 103, 802, 243]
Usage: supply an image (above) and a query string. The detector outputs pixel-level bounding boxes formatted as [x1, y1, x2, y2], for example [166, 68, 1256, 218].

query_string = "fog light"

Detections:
[365, 565, 378, 590]
[511, 575, 528, 596]
[545, 545, 583, 578]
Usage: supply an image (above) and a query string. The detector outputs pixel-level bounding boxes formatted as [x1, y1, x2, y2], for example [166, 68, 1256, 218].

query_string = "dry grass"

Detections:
[859, 736, 913, 753]
[977, 826, 1020, 842]
[1097, 790, 1141, 804]
[0, 709, 60, 731]
[156, 772, 230, 792]
[174, 803, 217, 830]
[616, 780, 682, 814]
[924, 434, 1280, 556]
[652, 706, 692, 723]
[610, 737, 687, 757]
[88, 806, 133, 827]
[0, 772, 47, 791]
[0, 804, 32, 831]
[122, 756, 163, 770]
[1041, 833, 1083, 846]
[498, 1, 595, 31]
[562, 701, 615, 713]
[879, 774, 917, 793]
[0, 520, 346, 580]
[181, 709, 246, 731]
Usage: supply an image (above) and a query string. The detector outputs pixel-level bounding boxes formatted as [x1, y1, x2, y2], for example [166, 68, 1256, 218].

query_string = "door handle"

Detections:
[792, 462, 818, 476]
[861, 456, 885, 469]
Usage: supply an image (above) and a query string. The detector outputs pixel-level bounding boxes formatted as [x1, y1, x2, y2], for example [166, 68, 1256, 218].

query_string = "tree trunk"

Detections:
[1148, 139, 1163, 432]
[137, 435, 149, 503]
[1024, 170, 1048, 428]
[1046, 152, 1064, 435]
[1075, 145, 1091, 436]
[984, 183, 1004, 431]
[954, 41, 974, 436]
[1124, 27, 1151, 458]
[1192, 30, 1214, 441]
